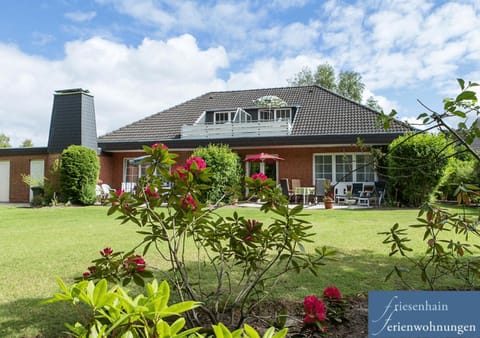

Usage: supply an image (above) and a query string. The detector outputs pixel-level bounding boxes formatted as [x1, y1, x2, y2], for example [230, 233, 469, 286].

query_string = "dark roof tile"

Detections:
[99, 85, 413, 143]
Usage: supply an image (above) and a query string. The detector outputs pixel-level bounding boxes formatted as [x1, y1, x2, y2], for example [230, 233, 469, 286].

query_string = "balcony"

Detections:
[181, 120, 292, 139]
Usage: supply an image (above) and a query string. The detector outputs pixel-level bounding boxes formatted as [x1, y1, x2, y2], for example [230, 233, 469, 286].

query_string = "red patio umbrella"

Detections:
[243, 152, 284, 163]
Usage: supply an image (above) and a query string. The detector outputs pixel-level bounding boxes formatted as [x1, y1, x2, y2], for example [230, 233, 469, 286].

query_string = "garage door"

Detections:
[0, 161, 10, 202]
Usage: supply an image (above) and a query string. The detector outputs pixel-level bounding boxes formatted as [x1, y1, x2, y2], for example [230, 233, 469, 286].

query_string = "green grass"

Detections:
[0, 205, 478, 337]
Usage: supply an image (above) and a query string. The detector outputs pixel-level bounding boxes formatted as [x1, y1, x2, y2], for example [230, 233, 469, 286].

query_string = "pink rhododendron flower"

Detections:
[251, 172, 267, 181]
[100, 247, 113, 256]
[124, 255, 147, 272]
[173, 165, 188, 180]
[246, 219, 262, 232]
[83, 271, 91, 278]
[323, 286, 342, 301]
[303, 295, 326, 324]
[152, 143, 168, 150]
[181, 194, 197, 211]
[145, 186, 159, 198]
[115, 189, 124, 197]
[186, 157, 207, 171]
[245, 235, 253, 241]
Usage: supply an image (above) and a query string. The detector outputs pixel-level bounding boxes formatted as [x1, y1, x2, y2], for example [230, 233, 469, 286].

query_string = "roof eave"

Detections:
[98, 133, 404, 152]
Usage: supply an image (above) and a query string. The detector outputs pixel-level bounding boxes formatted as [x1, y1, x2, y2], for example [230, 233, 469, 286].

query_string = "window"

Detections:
[214, 111, 232, 124]
[124, 159, 149, 185]
[336, 155, 353, 182]
[314, 155, 333, 181]
[258, 108, 291, 122]
[259, 109, 274, 121]
[356, 154, 375, 182]
[275, 108, 291, 121]
[313, 153, 375, 183]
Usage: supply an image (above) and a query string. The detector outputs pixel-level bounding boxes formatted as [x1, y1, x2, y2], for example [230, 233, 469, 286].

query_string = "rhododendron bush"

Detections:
[102, 143, 331, 328]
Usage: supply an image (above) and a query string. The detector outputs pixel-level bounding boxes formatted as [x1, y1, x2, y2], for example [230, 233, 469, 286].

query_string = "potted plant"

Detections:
[323, 196, 334, 209]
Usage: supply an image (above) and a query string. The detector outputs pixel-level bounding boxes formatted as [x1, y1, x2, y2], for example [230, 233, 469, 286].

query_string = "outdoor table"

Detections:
[295, 186, 315, 205]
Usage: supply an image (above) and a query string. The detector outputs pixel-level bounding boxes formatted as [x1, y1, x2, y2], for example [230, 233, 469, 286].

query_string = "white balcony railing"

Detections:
[181, 120, 292, 139]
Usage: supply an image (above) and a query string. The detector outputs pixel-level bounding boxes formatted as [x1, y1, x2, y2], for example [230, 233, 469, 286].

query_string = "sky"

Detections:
[0, 0, 479, 148]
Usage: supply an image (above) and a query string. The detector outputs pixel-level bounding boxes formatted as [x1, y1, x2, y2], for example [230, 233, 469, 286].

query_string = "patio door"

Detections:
[247, 161, 278, 183]
[0, 161, 10, 202]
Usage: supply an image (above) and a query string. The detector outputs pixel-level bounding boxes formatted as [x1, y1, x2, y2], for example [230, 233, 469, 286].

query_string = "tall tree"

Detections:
[0, 133, 11, 148]
[337, 71, 365, 102]
[313, 63, 337, 91]
[366, 96, 384, 113]
[288, 63, 365, 102]
[287, 66, 314, 86]
[21, 139, 34, 147]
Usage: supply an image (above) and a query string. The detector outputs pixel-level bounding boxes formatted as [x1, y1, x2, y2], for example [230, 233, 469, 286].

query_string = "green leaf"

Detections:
[244, 324, 260, 338]
[163, 301, 200, 317]
[271, 328, 288, 338]
[93, 279, 108, 307]
[456, 90, 476, 102]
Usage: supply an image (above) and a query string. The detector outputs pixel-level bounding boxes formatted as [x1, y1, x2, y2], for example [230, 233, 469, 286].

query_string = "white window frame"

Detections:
[123, 158, 149, 185]
[275, 108, 291, 121]
[214, 111, 234, 124]
[258, 108, 291, 122]
[312, 153, 376, 185]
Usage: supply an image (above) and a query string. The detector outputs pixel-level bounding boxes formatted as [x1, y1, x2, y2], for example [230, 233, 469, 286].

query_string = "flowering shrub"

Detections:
[101, 143, 332, 328]
[78, 247, 152, 286]
[302, 286, 346, 334]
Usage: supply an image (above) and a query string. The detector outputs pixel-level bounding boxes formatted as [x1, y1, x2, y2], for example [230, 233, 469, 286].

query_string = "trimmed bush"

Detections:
[192, 144, 243, 203]
[386, 132, 453, 207]
[60, 145, 99, 205]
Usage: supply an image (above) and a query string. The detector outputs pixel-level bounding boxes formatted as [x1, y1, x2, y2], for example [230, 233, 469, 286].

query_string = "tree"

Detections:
[21, 139, 33, 147]
[366, 96, 384, 113]
[313, 63, 337, 91]
[287, 66, 314, 86]
[288, 63, 364, 102]
[337, 71, 365, 102]
[0, 133, 11, 148]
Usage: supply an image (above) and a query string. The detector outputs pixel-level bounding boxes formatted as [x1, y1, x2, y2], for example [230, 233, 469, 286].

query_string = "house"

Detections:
[0, 86, 413, 203]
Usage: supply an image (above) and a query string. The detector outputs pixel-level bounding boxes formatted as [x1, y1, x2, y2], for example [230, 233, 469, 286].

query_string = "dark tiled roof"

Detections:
[99, 85, 413, 143]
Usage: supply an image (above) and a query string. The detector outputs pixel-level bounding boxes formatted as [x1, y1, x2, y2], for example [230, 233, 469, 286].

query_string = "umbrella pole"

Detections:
[260, 161, 265, 174]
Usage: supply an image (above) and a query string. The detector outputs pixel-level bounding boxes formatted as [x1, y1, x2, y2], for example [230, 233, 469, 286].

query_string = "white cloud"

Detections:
[0, 35, 228, 147]
[64, 11, 97, 22]
[98, 0, 175, 28]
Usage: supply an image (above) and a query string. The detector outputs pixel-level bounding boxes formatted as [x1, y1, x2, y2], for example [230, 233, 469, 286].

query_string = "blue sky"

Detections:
[0, 0, 479, 147]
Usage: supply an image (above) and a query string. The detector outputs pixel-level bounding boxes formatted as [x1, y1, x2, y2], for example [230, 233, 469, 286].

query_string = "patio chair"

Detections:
[334, 182, 348, 204]
[372, 181, 387, 206]
[315, 178, 326, 204]
[101, 183, 113, 201]
[280, 178, 295, 202]
[290, 178, 302, 203]
[351, 183, 364, 199]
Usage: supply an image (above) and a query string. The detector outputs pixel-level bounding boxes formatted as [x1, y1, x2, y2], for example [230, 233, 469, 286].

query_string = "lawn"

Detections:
[0, 204, 478, 337]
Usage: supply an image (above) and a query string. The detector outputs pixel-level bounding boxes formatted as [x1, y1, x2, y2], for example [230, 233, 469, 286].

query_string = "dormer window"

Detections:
[259, 108, 291, 122]
[214, 111, 234, 124]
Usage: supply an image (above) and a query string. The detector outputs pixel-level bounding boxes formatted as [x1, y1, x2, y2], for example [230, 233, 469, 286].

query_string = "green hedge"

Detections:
[60, 145, 99, 205]
[387, 132, 453, 207]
